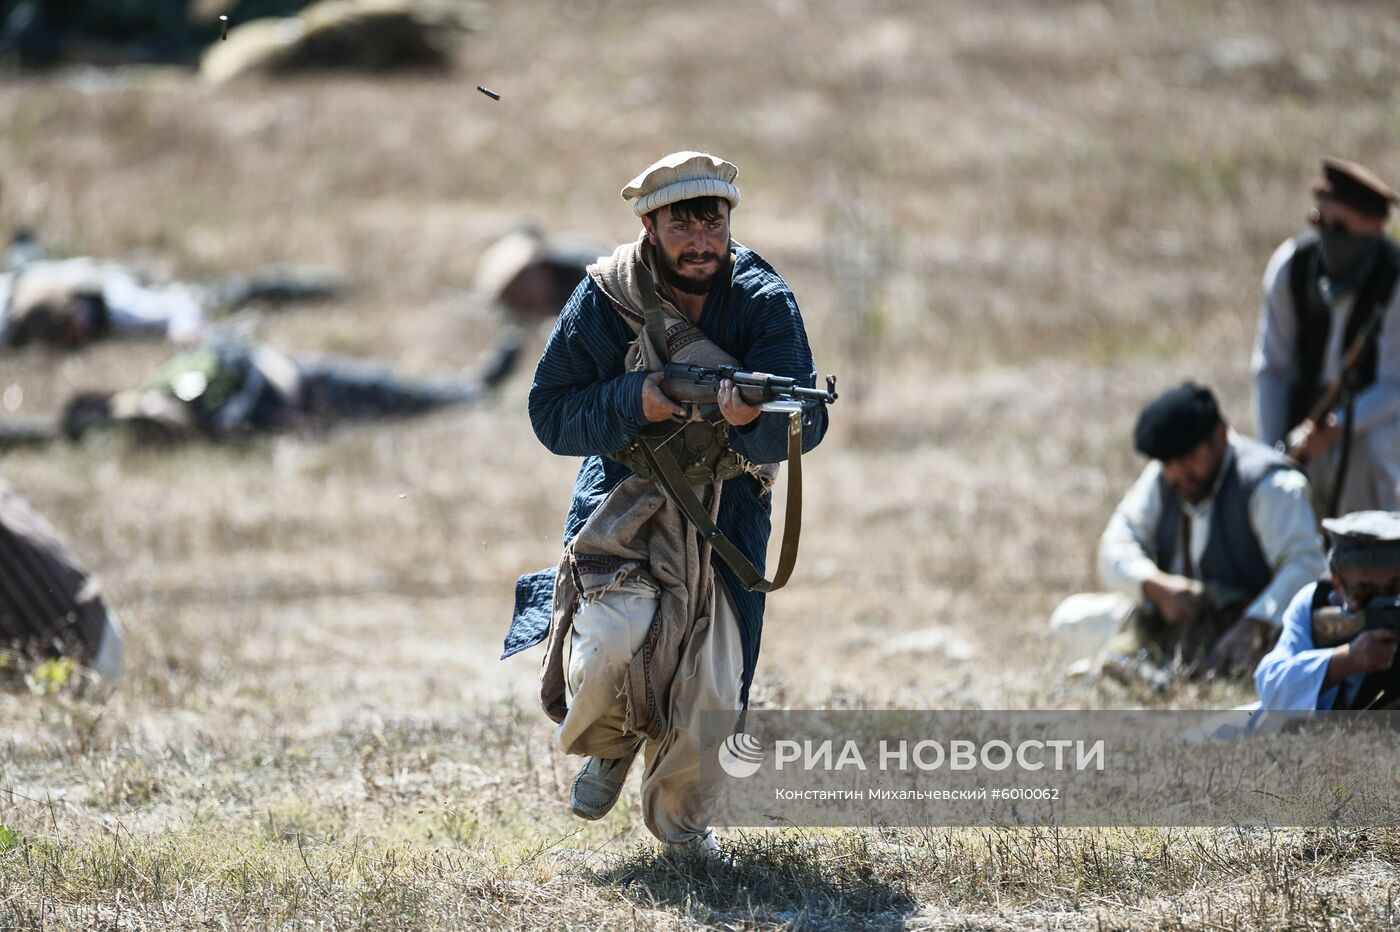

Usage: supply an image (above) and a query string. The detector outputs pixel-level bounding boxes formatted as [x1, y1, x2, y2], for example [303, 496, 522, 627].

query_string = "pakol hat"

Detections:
[1133, 382, 1223, 462]
[1322, 511, 1400, 568]
[1310, 157, 1399, 218]
[621, 151, 741, 218]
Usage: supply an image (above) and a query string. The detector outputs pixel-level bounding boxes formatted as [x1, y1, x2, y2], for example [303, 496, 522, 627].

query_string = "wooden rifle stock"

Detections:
[1291, 304, 1387, 464]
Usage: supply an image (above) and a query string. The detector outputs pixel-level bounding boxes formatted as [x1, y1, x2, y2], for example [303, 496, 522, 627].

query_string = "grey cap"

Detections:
[1322, 511, 1400, 568]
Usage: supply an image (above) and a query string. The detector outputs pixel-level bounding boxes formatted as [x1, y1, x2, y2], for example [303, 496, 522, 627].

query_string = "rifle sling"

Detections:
[637, 412, 804, 594]
[636, 259, 672, 364]
[1292, 294, 1389, 474]
[1327, 392, 1357, 518]
[1309, 297, 1389, 425]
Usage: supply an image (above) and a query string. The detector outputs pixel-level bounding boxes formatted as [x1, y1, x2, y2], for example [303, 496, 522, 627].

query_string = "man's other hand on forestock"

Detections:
[717, 377, 762, 427]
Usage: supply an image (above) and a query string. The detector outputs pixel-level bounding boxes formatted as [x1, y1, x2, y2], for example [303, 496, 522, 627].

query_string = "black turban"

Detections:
[1133, 383, 1222, 461]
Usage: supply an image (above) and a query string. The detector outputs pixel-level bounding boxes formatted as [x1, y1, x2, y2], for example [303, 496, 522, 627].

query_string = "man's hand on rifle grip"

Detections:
[642, 371, 687, 423]
[1342, 628, 1399, 676]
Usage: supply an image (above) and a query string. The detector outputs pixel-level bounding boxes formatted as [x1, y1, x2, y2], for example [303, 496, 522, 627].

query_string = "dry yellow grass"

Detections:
[3, 1, 1400, 927]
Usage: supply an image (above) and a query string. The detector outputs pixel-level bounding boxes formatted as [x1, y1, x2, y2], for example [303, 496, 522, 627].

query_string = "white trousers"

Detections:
[557, 574, 743, 844]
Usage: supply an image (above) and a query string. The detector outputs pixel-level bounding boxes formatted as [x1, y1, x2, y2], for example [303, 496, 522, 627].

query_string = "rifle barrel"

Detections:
[664, 363, 838, 405]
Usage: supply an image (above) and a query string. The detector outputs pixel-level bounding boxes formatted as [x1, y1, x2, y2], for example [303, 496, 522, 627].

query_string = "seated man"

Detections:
[1256, 510, 1400, 710]
[1050, 383, 1327, 681]
[0, 478, 124, 681]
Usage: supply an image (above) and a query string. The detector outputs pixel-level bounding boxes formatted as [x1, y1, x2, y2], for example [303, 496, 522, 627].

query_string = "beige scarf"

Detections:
[539, 234, 773, 741]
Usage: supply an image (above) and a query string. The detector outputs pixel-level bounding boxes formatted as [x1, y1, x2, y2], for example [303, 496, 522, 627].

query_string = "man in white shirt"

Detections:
[1051, 383, 1327, 680]
[1252, 157, 1400, 517]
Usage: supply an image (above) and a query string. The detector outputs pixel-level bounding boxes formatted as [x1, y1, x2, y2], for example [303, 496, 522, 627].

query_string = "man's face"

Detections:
[1332, 563, 1400, 613]
[1159, 424, 1228, 504]
[643, 202, 730, 296]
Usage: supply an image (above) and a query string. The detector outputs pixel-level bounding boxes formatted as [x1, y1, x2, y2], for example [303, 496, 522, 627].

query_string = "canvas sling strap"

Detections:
[634, 259, 804, 594]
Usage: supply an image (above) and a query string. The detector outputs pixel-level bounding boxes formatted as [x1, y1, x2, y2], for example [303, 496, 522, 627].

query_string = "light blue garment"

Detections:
[1254, 581, 1370, 710]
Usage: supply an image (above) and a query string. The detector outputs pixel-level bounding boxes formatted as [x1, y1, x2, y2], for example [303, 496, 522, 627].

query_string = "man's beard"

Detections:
[656, 241, 729, 295]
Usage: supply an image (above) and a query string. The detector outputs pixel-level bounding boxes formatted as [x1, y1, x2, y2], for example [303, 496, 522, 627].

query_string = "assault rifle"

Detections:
[1286, 300, 1389, 516]
[660, 363, 838, 416]
[1311, 594, 1400, 648]
[1289, 302, 1386, 465]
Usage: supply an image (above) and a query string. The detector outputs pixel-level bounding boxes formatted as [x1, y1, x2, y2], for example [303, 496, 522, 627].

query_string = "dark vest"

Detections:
[1310, 581, 1400, 710]
[1287, 232, 1400, 428]
[1153, 437, 1297, 601]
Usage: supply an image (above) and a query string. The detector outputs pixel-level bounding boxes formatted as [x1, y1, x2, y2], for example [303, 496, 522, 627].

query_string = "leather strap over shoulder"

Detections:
[636, 259, 672, 364]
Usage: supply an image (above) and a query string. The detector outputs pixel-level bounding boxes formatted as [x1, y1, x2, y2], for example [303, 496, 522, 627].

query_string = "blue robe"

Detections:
[502, 246, 829, 705]
[1255, 581, 1366, 710]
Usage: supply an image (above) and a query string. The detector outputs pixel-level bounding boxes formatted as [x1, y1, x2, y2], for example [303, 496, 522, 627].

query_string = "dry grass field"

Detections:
[3, 0, 1400, 927]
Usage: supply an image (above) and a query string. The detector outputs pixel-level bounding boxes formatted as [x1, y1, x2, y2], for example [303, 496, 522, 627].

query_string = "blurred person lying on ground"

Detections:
[0, 229, 346, 350]
[1256, 510, 1400, 710]
[1050, 383, 1326, 688]
[0, 477, 124, 683]
[504, 151, 828, 858]
[1253, 157, 1400, 517]
[48, 333, 521, 443]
